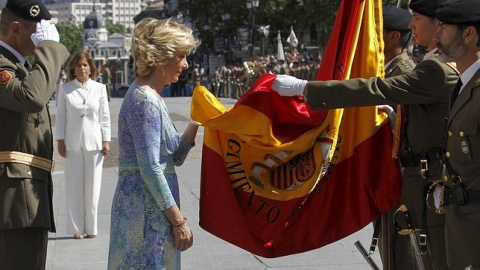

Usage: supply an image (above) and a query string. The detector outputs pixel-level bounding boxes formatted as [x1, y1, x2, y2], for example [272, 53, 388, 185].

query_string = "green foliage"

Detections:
[176, 0, 340, 53]
[106, 20, 128, 35]
[56, 23, 84, 62]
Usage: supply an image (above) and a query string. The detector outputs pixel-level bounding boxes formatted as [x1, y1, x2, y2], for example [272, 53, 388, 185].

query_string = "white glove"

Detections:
[31, 20, 60, 47]
[433, 185, 444, 209]
[377, 105, 396, 129]
[271, 74, 307, 96]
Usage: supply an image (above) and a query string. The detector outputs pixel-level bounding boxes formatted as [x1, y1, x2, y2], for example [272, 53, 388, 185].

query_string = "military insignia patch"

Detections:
[30, 5, 41, 18]
[0, 70, 12, 84]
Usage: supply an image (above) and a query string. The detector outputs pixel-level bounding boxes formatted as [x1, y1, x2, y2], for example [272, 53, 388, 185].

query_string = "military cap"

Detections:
[436, 0, 480, 25]
[133, 8, 163, 24]
[4, 0, 51, 22]
[409, 0, 444, 18]
[383, 6, 412, 31]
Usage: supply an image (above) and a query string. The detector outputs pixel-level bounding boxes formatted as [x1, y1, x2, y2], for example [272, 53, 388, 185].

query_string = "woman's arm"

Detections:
[173, 123, 198, 166]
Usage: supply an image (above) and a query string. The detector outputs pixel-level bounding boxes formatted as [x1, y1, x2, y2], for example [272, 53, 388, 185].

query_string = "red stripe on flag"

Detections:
[199, 123, 400, 257]
[238, 74, 328, 141]
[276, 123, 402, 254]
[316, 0, 363, 81]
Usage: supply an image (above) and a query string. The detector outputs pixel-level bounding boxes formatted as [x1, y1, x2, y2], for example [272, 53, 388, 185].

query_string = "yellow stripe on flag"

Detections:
[192, 86, 342, 201]
[333, 0, 387, 163]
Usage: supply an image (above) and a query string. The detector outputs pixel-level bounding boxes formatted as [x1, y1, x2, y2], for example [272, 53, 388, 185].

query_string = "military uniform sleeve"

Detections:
[306, 59, 456, 110]
[55, 83, 67, 140]
[0, 41, 69, 112]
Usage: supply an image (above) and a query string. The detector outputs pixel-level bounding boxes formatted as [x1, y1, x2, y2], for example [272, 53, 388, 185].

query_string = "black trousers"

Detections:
[0, 228, 48, 270]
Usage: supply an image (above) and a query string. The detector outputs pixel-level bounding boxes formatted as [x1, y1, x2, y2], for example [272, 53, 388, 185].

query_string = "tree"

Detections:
[176, 0, 340, 55]
[56, 23, 84, 62]
[106, 20, 130, 35]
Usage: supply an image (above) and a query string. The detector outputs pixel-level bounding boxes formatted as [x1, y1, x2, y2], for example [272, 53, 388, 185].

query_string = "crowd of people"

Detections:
[205, 53, 321, 99]
[1, 0, 480, 269]
[175, 45, 428, 101]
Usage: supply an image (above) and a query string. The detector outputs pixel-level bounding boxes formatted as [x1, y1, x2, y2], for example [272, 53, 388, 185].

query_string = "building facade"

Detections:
[45, 0, 145, 30]
[81, 3, 132, 92]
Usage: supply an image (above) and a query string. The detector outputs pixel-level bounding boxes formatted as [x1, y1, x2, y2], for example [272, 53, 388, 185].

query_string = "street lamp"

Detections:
[222, 13, 231, 65]
[246, 0, 259, 60]
[203, 24, 210, 73]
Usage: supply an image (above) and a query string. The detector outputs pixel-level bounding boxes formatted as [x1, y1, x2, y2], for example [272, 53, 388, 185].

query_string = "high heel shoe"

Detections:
[73, 234, 84, 239]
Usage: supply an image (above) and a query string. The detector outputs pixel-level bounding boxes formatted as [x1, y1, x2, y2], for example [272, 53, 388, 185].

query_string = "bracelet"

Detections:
[172, 217, 187, 228]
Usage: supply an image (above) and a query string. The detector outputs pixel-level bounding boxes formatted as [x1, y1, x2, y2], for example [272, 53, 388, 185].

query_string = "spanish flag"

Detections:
[191, 0, 401, 257]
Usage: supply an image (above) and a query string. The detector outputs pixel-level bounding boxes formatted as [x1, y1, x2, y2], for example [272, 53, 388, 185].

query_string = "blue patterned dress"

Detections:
[108, 83, 193, 270]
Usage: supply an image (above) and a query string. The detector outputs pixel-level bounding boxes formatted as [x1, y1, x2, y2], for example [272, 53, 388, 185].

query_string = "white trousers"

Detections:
[64, 149, 104, 235]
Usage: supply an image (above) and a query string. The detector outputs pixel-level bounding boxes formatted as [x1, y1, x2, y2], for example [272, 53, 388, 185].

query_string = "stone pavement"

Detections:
[46, 96, 381, 270]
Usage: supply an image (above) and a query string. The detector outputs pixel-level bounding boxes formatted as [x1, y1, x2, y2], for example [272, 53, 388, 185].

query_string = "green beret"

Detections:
[133, 9, 163, 24]
[383, 6, 412, 31]
[409, 0, 445, 18]
[436, 0, 480, 25]
[4, 0, 51, 22]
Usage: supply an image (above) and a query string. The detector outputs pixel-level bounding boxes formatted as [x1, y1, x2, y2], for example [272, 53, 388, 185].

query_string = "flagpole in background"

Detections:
[246, 0, 260, 60]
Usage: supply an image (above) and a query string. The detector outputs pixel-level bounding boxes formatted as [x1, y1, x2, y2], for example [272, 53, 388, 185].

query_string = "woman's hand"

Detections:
[102, 141, 110, 156]
[172, 221, 193, 251]
[57, 140, 67, 158]
[165, 206, 193, 251]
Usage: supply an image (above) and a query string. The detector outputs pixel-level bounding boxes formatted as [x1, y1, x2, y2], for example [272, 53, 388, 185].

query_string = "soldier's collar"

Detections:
[423, 48, 439, 60]
[461, 59, 480, 87]
[0, 40, 26, 65]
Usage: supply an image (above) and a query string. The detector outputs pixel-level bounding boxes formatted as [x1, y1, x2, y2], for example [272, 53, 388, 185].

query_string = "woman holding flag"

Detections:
[108, 18, 200, 269]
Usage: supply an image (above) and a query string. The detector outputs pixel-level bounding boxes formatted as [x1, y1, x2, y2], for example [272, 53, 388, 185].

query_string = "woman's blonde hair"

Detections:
[132, 18, 200, 78]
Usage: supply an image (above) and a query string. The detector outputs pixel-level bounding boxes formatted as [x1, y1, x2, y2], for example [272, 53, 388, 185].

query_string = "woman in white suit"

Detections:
[55, 52, 111, 239]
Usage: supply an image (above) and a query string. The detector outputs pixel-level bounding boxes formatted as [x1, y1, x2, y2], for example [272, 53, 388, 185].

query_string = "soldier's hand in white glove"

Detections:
[377, 105, 396, 129]
[31, 20, 60, 47]
[271, 74, 308, 96]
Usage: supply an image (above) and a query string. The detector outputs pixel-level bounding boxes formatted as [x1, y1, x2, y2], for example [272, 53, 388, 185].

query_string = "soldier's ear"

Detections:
[10, 21, 21, 34]
[391, 31, 401, 42]
[463, 26, 478, 46]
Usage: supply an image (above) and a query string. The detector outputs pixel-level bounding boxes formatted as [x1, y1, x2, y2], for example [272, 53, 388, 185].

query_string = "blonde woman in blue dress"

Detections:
[107, 18, 200, 269]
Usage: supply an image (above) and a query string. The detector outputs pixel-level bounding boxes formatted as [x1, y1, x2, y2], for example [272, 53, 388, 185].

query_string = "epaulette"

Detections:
[425, 52, 440, 60]
[398, 59, 415, 73]
[474, 77, 480, 89]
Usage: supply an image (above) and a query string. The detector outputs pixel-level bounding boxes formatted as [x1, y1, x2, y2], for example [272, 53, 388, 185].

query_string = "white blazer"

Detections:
[55, 78, 111, 151]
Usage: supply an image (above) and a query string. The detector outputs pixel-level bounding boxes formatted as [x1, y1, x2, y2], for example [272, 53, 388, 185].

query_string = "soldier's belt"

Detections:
[0, 151, 54, 173]
[398, 146, 443, 168]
